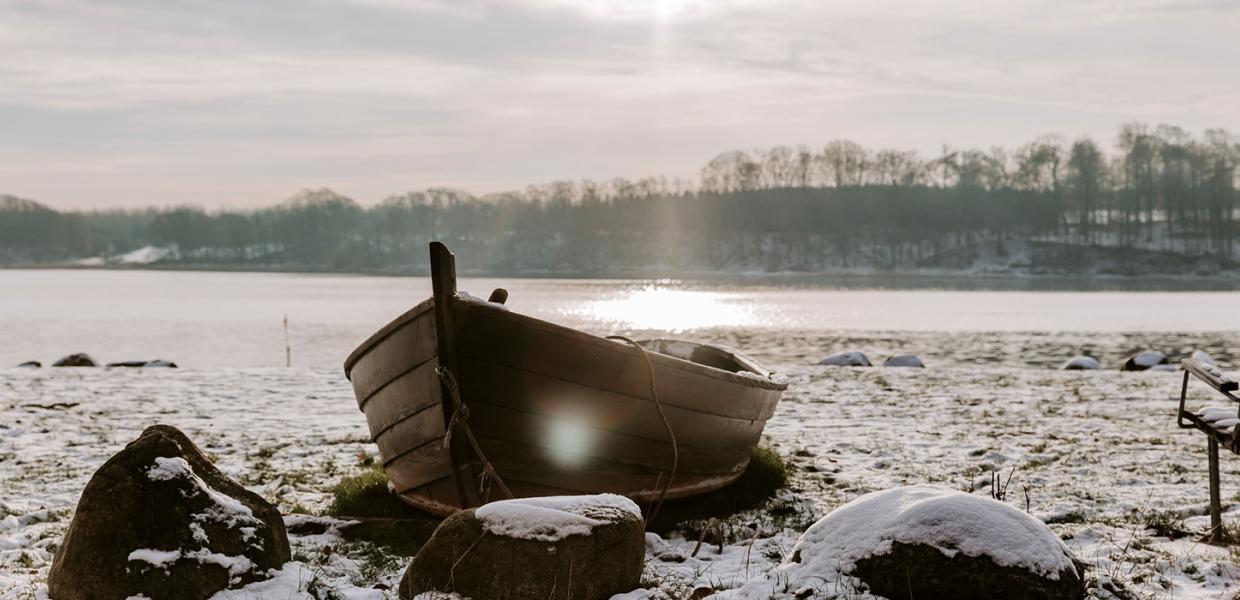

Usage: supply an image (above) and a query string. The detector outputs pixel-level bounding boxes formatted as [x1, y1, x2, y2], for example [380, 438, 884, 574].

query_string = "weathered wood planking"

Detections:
[456, 356, 768, 450]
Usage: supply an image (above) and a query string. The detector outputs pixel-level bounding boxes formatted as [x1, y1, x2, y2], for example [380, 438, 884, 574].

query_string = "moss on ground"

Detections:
[326, 465, 443, 554]
[326, 464, 433, 519]
[645, 445, 790, 534]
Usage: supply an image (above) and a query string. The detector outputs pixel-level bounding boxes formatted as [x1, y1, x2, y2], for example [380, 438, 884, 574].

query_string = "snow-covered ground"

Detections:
[3, 362, 1240, 599]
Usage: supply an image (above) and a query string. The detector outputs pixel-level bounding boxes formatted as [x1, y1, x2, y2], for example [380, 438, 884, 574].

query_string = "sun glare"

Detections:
[561, 0, 707, 21]
[581, 286, 752, 331]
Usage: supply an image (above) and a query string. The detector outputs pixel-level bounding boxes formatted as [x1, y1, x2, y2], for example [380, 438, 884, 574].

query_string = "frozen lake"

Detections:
[1, 269, 1239, 370]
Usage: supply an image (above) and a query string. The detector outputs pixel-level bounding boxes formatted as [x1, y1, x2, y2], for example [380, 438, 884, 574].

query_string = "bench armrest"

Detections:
[1183, 357, 1239, 394]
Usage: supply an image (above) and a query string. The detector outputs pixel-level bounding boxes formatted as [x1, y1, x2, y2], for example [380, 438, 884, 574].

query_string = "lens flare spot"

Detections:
[546, 417, 593, 467]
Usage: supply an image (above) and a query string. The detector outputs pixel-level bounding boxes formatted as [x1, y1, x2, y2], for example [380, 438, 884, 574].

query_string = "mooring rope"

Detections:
[436, 365, 514, 502]
[607, 335, 679, 525]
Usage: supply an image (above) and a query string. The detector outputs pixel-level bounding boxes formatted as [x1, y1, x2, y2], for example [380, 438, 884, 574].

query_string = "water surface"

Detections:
[2, 269, 1238, 369]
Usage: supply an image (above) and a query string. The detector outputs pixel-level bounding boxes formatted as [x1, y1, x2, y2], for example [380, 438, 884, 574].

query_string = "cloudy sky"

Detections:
[2, 0, 1237, 209]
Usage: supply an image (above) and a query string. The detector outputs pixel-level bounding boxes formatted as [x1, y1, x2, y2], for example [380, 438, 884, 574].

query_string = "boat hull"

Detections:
[344, 296, 786, 516]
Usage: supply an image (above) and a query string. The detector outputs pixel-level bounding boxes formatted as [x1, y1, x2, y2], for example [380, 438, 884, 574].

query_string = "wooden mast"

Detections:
[429, 241, 481, 509]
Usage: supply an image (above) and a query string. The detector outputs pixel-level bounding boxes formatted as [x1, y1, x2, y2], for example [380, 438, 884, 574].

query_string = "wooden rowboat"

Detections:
[343, 242, 787, 515]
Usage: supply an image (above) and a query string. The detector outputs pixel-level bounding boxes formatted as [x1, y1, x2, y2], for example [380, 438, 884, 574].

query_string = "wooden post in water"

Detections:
[429, 242, 482, 509]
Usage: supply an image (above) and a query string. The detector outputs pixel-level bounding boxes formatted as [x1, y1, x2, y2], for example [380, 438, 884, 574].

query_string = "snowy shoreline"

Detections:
[4, 364, 1240, 599]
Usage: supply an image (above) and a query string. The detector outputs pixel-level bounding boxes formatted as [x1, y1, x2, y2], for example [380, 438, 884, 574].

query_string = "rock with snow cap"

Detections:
[817, 351, 871, 367]
[52, 353, 96, 367]
[48, 424, 290, 600]
[1120, 351, 1168, 372]
[400, 494, 644, 600]
[784, 486, 1083, 600]
[883, 354, 925, 368]
[1061, 356, 1100, 370]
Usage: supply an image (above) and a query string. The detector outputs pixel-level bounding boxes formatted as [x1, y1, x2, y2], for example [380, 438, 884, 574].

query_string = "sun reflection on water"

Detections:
[580, 285, 752, 331]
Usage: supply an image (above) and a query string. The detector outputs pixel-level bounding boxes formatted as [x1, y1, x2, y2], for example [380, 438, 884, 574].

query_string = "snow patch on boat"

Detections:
[457, 291, 509, 311]
[474, 494, 640, 542]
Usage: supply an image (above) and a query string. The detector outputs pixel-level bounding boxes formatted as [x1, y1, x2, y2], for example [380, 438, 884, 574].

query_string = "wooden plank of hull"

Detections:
[395, 460, 746, 516]
[454, 302, 782, 422]
[478, 435, 746, 490]
[461, 402, 754, 472]
[346, 299, 437, 405]
[374, 404, 447, 470]
[457, 356, 771, 453]
[397, 475, 588, 515]
[358, 358, 441, 440]
[382, 440, 455, 492]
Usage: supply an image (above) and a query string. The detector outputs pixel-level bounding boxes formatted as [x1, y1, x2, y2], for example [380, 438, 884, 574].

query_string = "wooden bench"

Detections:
[1176, 356, 1240, 538]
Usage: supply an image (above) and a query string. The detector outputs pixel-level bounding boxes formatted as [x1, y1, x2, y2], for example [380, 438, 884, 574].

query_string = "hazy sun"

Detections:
[556, 0, 708, 21]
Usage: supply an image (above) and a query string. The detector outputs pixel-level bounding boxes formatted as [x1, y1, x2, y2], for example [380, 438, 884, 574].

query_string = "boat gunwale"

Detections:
[344, 294, 788, 392]
[344, 296, 435, 378]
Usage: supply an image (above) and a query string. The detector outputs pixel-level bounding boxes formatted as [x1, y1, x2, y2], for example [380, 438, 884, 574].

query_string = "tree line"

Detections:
[2, 122, 1236, 273]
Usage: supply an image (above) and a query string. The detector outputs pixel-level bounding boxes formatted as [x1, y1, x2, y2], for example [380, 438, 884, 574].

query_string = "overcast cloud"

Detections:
[2, 0, 1237, 208]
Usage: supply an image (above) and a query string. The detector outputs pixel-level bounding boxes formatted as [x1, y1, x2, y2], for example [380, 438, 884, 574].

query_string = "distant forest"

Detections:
[2, 122, 1238, 275]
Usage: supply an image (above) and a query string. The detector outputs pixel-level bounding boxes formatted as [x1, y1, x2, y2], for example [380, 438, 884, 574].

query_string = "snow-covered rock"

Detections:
[817, 351, 871, 367]
[1120, 351, 1168, 372]
[401, 494, 644, 600]
[1061, 356, 1100, 371]
[780, 486, 1083, 600]
[47, 425, 289, 600]
[883, 354, 925, 368]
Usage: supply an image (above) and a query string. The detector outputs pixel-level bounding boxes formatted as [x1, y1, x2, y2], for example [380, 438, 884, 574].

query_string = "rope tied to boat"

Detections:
[607, 335, 679, 525]
[436, 364, 514, 502]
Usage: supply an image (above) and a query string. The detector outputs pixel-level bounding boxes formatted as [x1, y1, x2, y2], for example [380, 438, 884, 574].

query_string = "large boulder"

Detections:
[400, 494, 644, 600]
[784, 486, 1083, 600]
[1121, 351, 1168, 372]
[817, 351, 871, 367]
[48, 424, 290, 600]
[1062, 356, 1100, 370]
[52, 353, 96, 367]
[883, 354, 925, 368]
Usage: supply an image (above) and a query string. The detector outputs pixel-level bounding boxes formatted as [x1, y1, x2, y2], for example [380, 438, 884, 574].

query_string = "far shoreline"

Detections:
[5, 261, 1240, 292]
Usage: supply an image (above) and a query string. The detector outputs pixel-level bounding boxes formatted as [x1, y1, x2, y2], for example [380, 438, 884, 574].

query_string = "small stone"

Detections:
[817, 352, 871, 367]
[1121, 351, 1168, 372]
[656, 549, 687, 563]
[16, 361, 40, 368]
[883, 354, 925, 368]
[1062, 356, 1100, 370]
[52, 353, 96, 367]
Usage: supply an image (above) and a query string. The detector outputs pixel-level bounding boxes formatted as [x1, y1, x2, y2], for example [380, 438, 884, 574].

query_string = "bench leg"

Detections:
[1209, 437, 1223, 540]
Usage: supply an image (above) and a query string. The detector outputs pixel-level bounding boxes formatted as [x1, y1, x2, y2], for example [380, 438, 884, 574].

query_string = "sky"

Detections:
[2, 0, 1238, 209]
